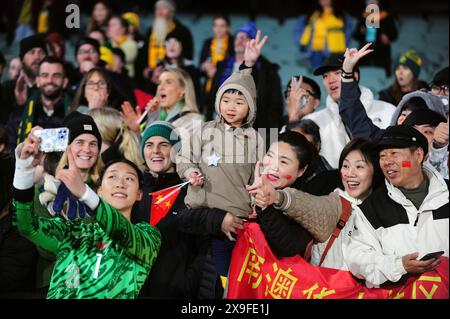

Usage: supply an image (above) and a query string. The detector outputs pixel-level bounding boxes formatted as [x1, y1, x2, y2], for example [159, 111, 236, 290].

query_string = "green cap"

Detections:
[140, 121, 180, 157]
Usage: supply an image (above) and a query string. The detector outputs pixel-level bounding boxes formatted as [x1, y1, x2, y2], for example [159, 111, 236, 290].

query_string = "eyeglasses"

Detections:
[431, 85, 449, 96]
[86, 80, 108, 89]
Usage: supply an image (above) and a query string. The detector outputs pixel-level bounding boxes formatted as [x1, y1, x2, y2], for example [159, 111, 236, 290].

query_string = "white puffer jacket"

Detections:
[343, 163, 449, 288]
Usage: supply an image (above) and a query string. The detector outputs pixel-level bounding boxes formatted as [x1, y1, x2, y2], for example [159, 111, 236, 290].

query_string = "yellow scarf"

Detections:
[210, 35, 229, 65]
[148, 22, 176, 69]
[205, 35, 230, 92]
[37, 2, 50, 34]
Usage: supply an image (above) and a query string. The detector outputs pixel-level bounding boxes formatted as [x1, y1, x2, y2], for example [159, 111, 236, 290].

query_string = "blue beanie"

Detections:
[140, 121, 180, 157]
[235, 21, 257, 39]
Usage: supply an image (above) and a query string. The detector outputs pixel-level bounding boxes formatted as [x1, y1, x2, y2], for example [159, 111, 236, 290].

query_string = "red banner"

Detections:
[226, 222, 449, 299]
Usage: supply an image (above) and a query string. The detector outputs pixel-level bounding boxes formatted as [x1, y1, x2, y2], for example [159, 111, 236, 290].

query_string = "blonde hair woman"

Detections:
[121, 67, 204, 135]
[35, 114, 104, 221]
[89, 107, 145, 171]
[56, 114, 104, 187]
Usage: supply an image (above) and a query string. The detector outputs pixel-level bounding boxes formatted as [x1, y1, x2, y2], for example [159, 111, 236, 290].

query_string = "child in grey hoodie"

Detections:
[176, 67, 263, 218]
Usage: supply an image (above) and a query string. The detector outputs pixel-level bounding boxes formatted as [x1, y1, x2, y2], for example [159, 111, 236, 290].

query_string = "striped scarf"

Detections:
[17, 93, 71, 144]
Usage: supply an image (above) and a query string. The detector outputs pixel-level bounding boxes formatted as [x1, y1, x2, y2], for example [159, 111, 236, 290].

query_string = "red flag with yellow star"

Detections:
[149, 182, 189, 226]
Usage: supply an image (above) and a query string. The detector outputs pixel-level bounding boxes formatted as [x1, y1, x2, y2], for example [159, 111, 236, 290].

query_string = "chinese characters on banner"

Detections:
[226, 223, 449, 299]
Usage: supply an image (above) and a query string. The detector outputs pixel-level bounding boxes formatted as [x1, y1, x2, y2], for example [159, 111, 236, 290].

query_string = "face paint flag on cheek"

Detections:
[402, 161, 412, 168]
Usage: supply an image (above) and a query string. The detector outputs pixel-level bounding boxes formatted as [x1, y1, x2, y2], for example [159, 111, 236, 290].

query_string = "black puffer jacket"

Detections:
[135, 171, 226, 299]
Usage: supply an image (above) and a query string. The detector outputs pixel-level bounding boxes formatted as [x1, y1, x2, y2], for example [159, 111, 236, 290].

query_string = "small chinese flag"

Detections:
[149, 182, 188, 226]
[133, 89, 153, 113]
[402, 161, 412, 168]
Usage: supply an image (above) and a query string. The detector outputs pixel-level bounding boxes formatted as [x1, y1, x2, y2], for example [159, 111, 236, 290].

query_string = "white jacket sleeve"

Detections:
[343, 208, 408, 288]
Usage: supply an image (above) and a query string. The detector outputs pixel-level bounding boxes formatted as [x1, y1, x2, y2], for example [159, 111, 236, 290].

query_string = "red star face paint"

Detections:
[285, 175, 293, 181]
[402, 161, 412, 168]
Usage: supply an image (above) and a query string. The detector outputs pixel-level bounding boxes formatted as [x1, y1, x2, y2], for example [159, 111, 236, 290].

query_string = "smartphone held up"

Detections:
[34, 127, 69, 153]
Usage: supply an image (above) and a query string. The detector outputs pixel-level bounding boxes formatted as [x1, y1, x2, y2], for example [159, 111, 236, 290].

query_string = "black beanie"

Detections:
[64, 112, 102, 150]
[75, 37, 100, 55]
[20, 34, 47, 60]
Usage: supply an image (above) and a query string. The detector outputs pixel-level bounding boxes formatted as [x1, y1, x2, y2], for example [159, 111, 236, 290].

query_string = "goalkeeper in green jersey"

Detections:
[12, 127, 161, 298]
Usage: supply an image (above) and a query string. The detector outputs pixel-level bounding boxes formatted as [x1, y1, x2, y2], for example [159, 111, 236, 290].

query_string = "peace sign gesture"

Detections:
[342, 43, 374, 74]
[286, 76, 309, 121]
[246, 161, 263, 193]
[244, 30, 269, 68]
[55, 145, 86, 199]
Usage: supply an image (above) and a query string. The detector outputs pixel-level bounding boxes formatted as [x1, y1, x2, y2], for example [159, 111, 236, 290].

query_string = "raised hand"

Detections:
[286, 76, 308, 121]
[342, 43, 374, 73]
[221, 212, 244, 241]
[246, 161, 277, 210]
[14, 73, 28, 106]
[246, 161, 263, 193]
[55, 145, 86, 199]
[121, 101, 141, 133]
[244, 30, 269, 67]
[433, 121, 449, 149]
[20, 126, 44, 166]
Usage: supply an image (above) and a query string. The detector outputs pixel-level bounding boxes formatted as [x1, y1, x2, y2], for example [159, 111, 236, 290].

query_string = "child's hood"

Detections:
[215, 68, 257, 127]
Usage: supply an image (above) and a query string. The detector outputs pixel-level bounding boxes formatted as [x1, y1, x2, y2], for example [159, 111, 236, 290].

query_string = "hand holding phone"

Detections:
[420, 251, 445, 261]
[34, 128, 69, 153]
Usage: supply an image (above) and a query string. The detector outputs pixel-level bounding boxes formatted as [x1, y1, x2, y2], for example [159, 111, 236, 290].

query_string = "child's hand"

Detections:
[187, 170, 204, 187]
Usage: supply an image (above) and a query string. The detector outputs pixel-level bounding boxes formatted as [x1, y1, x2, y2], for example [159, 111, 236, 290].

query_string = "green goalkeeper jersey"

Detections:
[14, 196, 161, 299]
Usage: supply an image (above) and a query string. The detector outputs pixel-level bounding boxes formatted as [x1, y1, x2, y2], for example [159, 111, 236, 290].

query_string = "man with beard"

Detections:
[15, 56, 72, 146]
[1, 35, 47, 126]
[136, 0, 193, 87]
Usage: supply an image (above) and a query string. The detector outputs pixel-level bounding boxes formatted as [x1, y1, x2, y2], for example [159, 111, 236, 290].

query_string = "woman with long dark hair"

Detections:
[249, 138, 384, 270]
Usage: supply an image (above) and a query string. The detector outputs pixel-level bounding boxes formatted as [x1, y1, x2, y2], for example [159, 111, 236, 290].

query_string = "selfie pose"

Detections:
[13, 128, 161, 298]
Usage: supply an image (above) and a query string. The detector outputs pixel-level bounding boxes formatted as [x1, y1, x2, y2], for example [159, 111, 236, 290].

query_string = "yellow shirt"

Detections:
[301, 8, 346, 53]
